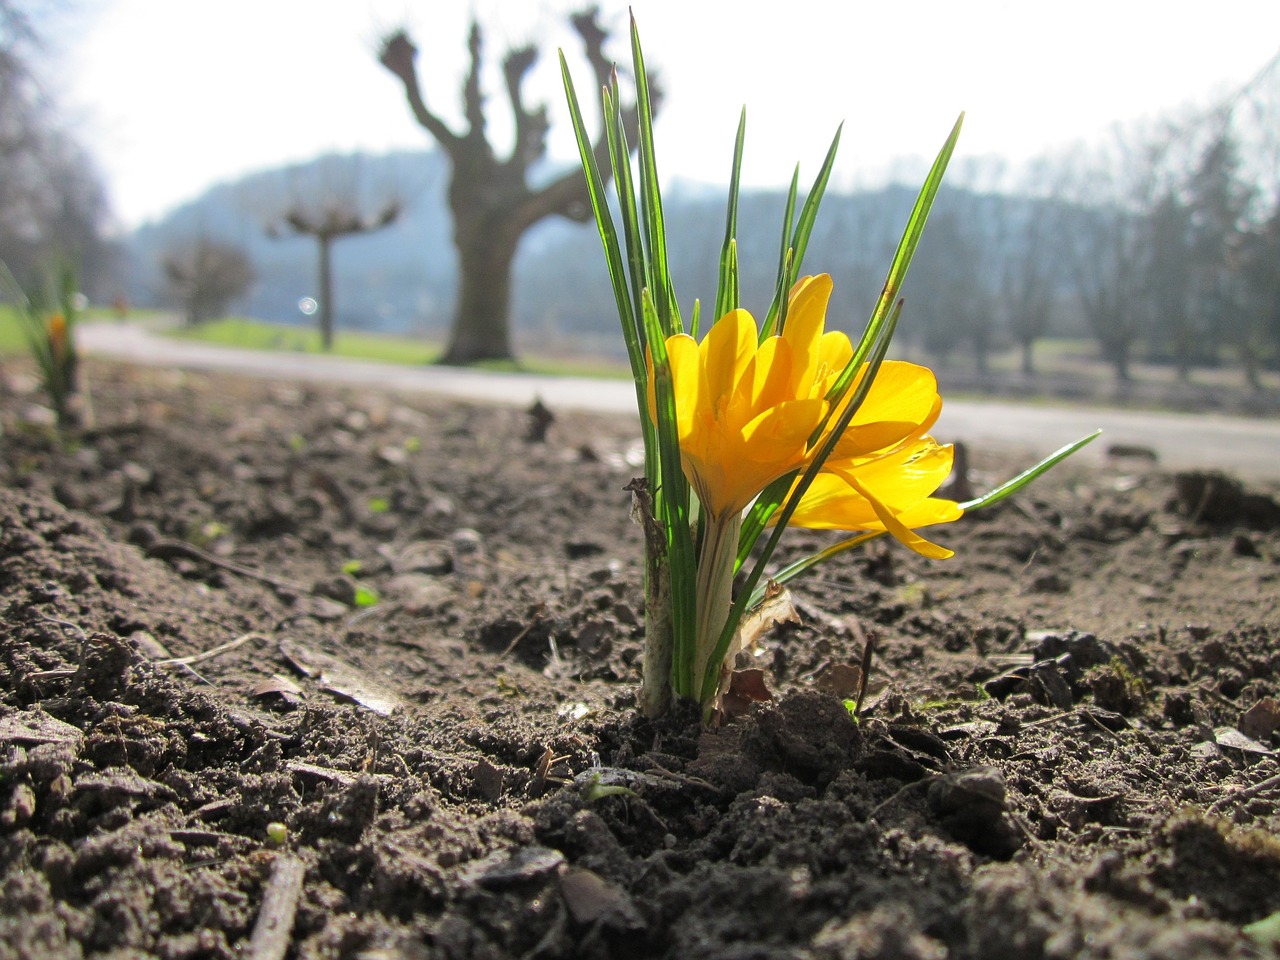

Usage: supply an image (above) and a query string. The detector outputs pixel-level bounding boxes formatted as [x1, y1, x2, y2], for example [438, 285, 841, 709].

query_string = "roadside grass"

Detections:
[6, 306, 1271, 402]
[0, 305, 25, 357]
[165, 316, 634, 379]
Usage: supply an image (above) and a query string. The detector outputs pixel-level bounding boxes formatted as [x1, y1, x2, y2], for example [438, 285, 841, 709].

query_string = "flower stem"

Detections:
[693, 510, 742, 701]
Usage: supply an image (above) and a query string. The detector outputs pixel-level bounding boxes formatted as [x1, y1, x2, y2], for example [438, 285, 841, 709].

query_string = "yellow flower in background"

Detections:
[653, 274, 848, 520]
[47, 313, 67, 361]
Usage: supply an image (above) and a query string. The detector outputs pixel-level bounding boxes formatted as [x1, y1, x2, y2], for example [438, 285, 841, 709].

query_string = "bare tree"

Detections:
[266, 157, 402, 350]
[1232, 203, 1280, 389]
[162, 238, 256, 326]
[995, 161, 1068, 376]
[1057, 127, 1175, 383]
[911, 200, 992, 371]
[0, 0, 114, 296]
[379, 7, 651, 365]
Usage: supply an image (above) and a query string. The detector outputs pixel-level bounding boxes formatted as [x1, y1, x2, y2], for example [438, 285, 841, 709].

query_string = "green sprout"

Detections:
[1, 261, 83, 430]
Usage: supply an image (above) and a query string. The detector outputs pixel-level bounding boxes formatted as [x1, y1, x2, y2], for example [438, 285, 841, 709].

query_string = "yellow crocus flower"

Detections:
[650, 273, 963, 691]
[788, 358, 962, 558]
[655, 274, 848, 521]
[657, 275, 961, 559]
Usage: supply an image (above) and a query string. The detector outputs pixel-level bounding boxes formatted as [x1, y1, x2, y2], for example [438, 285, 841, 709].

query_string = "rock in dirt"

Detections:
[1173, 471, 1280, 528]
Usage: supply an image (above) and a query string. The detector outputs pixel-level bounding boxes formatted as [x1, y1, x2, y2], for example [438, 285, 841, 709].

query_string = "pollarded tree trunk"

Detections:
[446, 224, 519, 364]
[268, 192, 401, 352]
[317, 234, 333, 351]
[380, 9, 651, 366]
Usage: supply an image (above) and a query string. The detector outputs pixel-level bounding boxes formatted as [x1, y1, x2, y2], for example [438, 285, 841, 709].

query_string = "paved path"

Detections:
[78, 323, 1280, 480]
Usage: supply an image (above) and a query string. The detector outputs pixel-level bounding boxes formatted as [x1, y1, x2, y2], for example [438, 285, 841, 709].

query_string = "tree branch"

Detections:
[378, 30, 461, 153]
[462, 22, 486, 139]
[517, 6, 659, 227]
[504, 45, 548, 170]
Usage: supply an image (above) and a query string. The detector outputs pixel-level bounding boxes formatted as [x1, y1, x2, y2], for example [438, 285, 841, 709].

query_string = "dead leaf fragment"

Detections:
[719, 668, 773, 719]
[1214, 726, 1273, 755]
[457, 847, 566, 889]
[814, 662, 863, 698]
[1239, 698, 1280, 741]
[279, 639, 402, 716]
[559, 867, 643, 928]
[0, 710, 84, 748]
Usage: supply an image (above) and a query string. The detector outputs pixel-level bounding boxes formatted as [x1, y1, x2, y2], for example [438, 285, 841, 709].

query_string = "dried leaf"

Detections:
[814, 662, 863, 698]
[559, 867, 642, 928]
[714, 584, 798, 713]
[251, 674, 306, 706]
[720, 668, 773, 719]
[734, 583, 800, 659]
[457, 847, 565, 889]
[1239, 698, 1280, 741]
[1214, 726, 1273, 755]
[0, 710, 84, 747]
[278, 640, 402, 716]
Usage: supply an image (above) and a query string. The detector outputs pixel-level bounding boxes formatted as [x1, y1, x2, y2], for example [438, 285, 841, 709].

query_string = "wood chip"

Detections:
[245, 854, 306, 960]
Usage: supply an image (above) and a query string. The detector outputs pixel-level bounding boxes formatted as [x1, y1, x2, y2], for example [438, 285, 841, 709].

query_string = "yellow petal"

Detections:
[841, 471, 955, 559]
[782, 275, 832, 393]
[740, 398, 827, 464]
[666, 333, 702, 440]
[853, 361, 940, 425]
[741, 336, 795, 413]
[701, 309, 756, 413]
[826, 362, 942, 458]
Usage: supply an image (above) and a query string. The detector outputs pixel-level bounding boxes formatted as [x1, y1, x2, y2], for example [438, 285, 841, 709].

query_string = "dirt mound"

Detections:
[1, 361, 1278, 959]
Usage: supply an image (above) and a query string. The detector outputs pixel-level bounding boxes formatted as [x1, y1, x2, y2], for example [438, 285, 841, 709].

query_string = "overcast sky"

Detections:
[56, 0, 1280, 229]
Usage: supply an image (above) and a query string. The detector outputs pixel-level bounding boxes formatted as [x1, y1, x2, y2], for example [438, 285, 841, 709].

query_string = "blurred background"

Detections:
[5, 0, 1280, 404]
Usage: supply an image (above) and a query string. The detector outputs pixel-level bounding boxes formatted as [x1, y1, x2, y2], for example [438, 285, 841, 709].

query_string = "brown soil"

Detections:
[2, 360, 1279, 960]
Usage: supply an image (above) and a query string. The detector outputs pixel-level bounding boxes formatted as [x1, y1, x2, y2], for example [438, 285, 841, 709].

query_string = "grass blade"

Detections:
[760, 168, 800, 340]
[959, 431, 1102, 511]
[630, 14, 680, 337]
[714, 108, 747, 325]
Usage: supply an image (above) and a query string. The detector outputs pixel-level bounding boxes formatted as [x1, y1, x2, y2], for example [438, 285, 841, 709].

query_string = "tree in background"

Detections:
[379, 7, 651, 365]
[997, 162, 1066, 377]
[162, 238, 256, 326]
[1057, 127, 1177, 384]
[1184, 130, 1253, 371]
[1233, 203, 1280, 389]
[0, 1, 115, 296]
[911, 202, 992, 371]
[266, 156, 403, 351]
[1142, 189, 1196, 379]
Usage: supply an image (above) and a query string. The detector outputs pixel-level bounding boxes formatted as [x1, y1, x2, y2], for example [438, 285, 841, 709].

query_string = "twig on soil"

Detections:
[156, 632, 268, 667]
[1206, 770, 1280, 816]
[643, 762, 718, 792]
[146, 539, 309, 593]
[866, 775, 940, 822]
[499, 611, 544, 658]
[245, 854, 306, 960]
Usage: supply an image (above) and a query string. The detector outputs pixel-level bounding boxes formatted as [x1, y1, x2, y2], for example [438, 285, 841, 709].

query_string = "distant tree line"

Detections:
[123, 19, 1280, 390]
